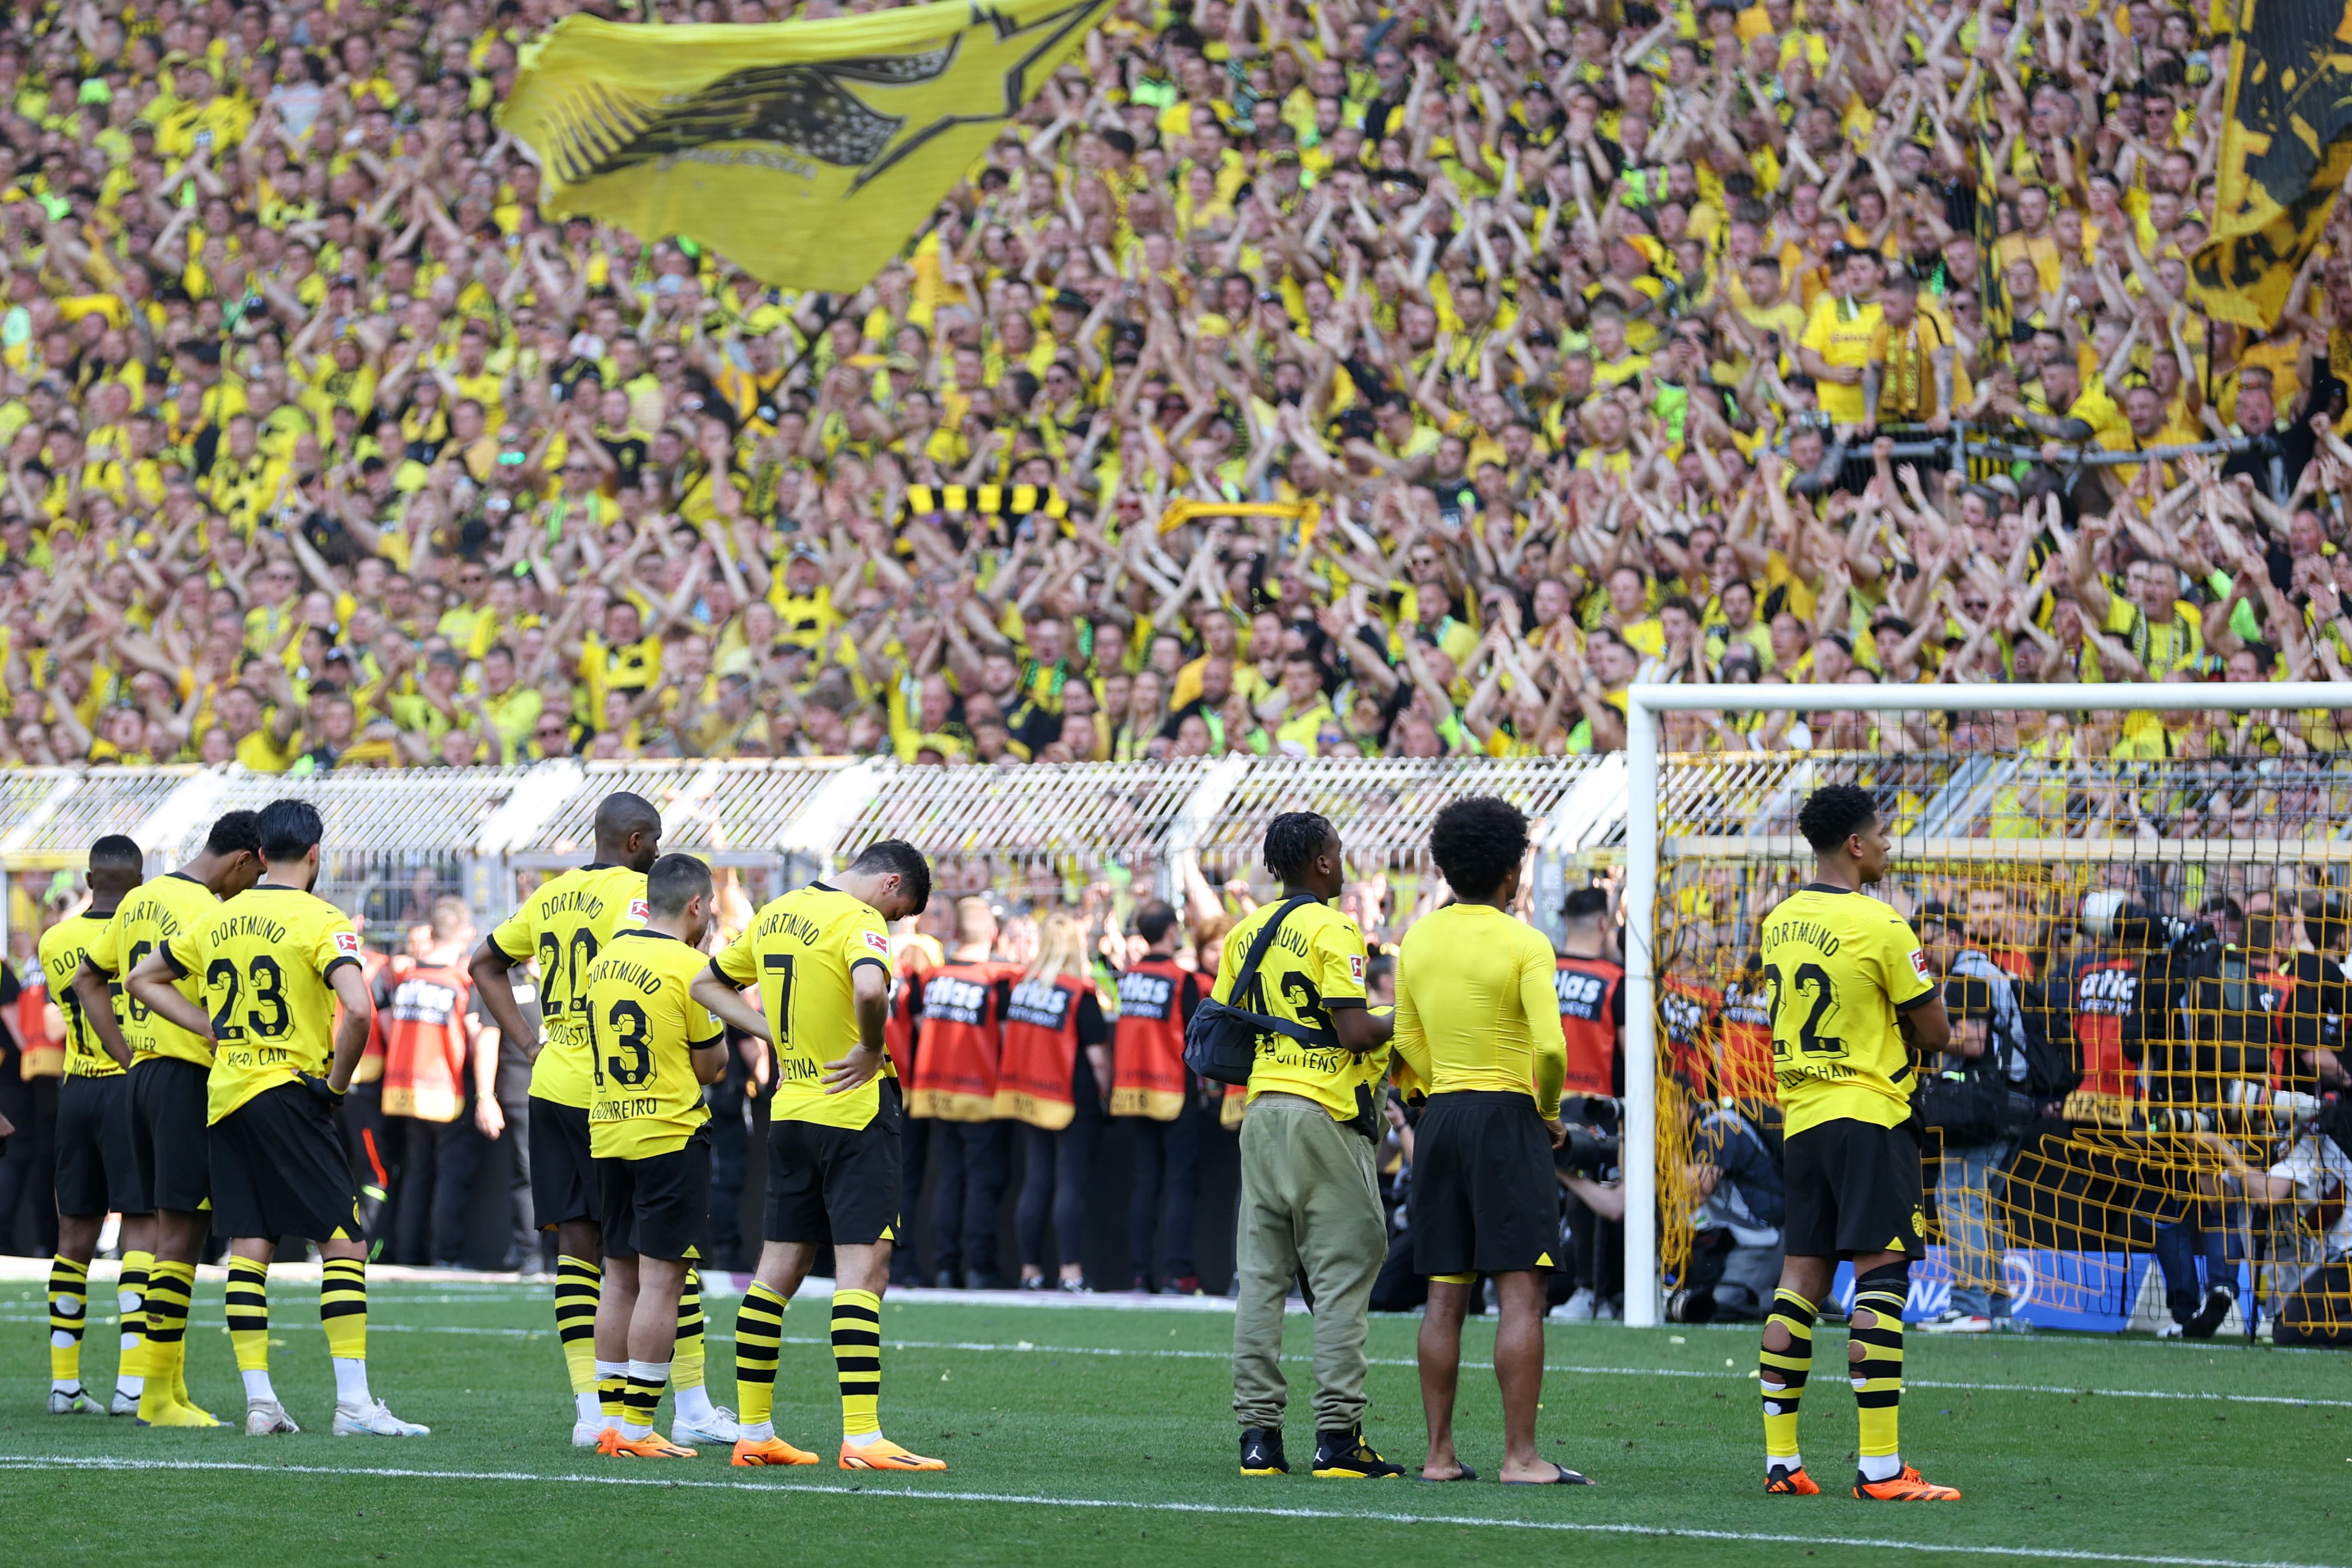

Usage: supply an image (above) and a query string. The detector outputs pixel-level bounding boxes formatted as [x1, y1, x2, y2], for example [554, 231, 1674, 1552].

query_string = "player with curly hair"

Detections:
[1393, 795, 1588, 1485]
[1221, 811, 1402, 1480]
[1756, 783, 1959, 1501]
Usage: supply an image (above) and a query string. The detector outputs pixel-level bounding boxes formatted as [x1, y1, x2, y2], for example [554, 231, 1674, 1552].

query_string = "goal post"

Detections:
[1620, 681, 2352, 1333]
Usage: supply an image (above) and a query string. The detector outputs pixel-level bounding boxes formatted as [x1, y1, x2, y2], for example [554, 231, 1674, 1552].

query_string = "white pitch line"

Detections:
[2, 1314, 2338, 1409]
[0, 1455, 2331, 1568]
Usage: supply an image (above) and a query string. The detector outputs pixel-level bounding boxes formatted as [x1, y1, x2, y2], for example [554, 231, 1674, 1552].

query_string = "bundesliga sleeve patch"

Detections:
[629, 898, 650, 921]
[865, 930, 891, 955]
[334, 930, 361, 955]
[1348, 954, 1365, 982]
[1911, 948, 1930, 976]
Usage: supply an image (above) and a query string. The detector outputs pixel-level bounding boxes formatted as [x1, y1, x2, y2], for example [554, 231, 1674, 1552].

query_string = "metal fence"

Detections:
[0, 755, 1638, 951]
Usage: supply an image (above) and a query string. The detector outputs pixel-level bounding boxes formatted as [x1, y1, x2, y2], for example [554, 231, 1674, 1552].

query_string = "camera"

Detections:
[1557, 1125, 1619, 1179]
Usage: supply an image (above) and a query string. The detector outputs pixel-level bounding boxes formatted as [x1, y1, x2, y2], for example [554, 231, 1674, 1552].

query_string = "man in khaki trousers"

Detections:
[1212, 812, 1399, 1480]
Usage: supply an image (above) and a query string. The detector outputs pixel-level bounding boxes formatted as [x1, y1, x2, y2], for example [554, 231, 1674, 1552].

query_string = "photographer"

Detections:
[2128, 898, 2256, 1338]
[2193, 1100, 2352, 1349]
[1553, 1114, 1622, 1321]
[1669, 1094, 1785, 1324]
[1916, 903, 2032, 1334]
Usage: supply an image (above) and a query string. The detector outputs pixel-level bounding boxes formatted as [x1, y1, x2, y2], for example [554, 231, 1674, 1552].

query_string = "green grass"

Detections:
[0, 1277, 2344, 1566]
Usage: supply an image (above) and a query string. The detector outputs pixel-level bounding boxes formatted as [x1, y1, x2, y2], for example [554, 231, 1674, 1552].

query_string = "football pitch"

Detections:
[0, 1275, 2342, 1568]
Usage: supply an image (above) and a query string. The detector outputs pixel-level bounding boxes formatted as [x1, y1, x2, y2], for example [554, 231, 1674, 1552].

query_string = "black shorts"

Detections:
[210, 1082, 364, 1243]
[56, 1074, 144, 1218]
[128, 1056, 213, 1215]
[764, 1080, 903, 1248]
[1409, 1091, 1560, 1277]
[1783, 1116, 1927, 1260]
[530, 1097, 599, 1230]
[597, 1128, 710, 1261]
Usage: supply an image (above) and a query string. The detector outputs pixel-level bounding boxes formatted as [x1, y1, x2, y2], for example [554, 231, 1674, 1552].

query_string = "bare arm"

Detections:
[326, 963, 374, 1094]
[71, 960, 132, 1069]
[824, 962, 892, 1093]
[689, 970, 772, 1042]
[468, 935, 541, 1060]
[125, 949, 211, 1043]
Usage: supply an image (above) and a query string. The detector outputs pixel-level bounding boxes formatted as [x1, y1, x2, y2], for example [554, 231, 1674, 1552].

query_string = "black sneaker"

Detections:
[1312, 1426, 1405, 1479]
[934, 1269, 957, 1290]
[2185, 1285, 2235, 1340]
[1239, 1426, 1289, 1476]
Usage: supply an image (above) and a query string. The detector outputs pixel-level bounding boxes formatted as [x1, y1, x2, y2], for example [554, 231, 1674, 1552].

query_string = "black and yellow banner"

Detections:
[2191, 1, 2352, 327]
[501, 0, 1108, 291]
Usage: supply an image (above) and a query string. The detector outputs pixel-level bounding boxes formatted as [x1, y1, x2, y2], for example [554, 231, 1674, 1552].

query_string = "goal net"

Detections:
[1621, 684, 2352, 1344]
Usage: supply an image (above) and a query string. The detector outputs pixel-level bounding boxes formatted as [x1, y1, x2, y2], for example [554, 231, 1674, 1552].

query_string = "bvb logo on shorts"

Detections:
[1911, 1210, 1928, 1238]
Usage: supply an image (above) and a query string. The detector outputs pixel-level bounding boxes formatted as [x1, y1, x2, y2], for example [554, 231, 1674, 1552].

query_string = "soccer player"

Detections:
[470, 792, 733, 1448]
[127, 798, 429, 1438]
[580, 853, 732, 1459]
[74, 808, 263, 1428]
[695, 840, 938, 1471]
[1393, 797, 1588, 1487]
[40, 836, 153, 1417]
[1222, 811, 1400, 1481]
[1755, 783, 1958, 1501]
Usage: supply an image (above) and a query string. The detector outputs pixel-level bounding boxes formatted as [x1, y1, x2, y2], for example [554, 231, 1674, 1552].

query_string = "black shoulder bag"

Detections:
[1182, 896, 1332, 1086]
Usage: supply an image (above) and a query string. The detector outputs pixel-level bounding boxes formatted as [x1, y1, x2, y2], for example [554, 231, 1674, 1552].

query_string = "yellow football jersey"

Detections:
[1758, 885, 1936, 1137]
[582, 928, 720, 1160]
[488, 863, 649, 1110]
[83, 872, 223, 1067]
[163, 883, 363, 1124]
[712, 882, 895, 1132]
[40, 910, 126, 1078]
[1392, 903, 1569, 1119]
[1214, 899, 1379, 1129]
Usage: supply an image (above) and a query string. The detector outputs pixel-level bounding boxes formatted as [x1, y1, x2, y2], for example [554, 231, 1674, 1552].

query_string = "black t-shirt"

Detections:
[597, 427, 648, 489]
[2288, 950, 2348, 1059]
[0, 960, 20, 1071]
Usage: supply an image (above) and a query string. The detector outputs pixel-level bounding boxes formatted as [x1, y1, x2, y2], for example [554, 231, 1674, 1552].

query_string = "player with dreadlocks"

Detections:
[1221, 811, 1401, 1481]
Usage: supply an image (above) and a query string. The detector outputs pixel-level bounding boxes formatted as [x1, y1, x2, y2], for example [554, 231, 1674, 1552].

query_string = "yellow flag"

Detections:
[2190, 0, 2352, 328]
[501, 0, 1108, 291]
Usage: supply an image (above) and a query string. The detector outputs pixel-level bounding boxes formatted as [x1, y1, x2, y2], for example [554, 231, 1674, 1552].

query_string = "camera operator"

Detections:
[1368, 1086, 1436, 1314]
[1669, 1092, 1785, 1324]
[1913, 904, 2034, 1333]
[1553, 1115, 1621, 1320]
[2286, 897, 2352, 1096]
[2191, 1095, 2352, 1348]
[2129, 896, 2270, 1336]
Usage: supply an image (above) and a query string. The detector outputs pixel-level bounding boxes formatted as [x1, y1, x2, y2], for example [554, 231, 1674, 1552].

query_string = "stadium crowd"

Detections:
[1, 0, 2351, 1338]
[0, 0, 2343, 781]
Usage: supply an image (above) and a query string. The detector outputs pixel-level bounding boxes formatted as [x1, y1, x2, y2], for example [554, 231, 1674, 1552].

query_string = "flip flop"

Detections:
[1503, 1464, 1596, 1486]
[1418, 1465, 1479, 1483]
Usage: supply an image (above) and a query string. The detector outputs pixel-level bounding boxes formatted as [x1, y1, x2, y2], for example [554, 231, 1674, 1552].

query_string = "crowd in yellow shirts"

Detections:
[0, 0, 2347, 787]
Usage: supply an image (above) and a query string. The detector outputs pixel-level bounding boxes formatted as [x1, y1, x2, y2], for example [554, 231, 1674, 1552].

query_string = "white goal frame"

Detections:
[1618, 680, 2352, 1328]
